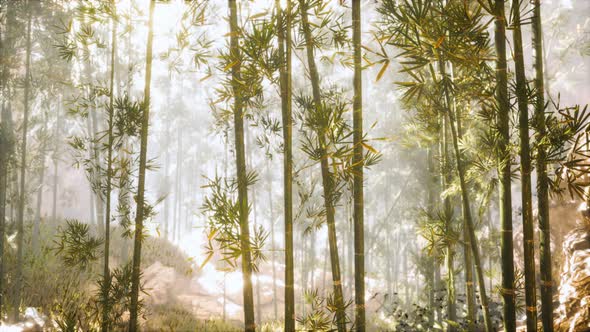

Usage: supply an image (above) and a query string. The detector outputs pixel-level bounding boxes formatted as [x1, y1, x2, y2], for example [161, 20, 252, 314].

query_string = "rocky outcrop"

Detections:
[555, 225, 590, 332]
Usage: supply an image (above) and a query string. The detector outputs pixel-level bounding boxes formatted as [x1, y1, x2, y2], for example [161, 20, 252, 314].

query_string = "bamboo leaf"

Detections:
[199, 252, 214, 270]
[376, 60, 390, 82]
[223, 60, 240, 72]
[249, 11, 268, 20]
[362, 142, 379, 154]
[434, 35, 445, 48]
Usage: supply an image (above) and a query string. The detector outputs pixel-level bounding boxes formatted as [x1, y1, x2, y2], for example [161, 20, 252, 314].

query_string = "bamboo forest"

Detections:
[1, 0, 590, 331]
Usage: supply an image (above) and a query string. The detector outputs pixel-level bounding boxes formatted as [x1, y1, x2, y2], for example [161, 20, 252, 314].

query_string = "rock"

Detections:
[24, 307, 45, 326]
[143, 261, 179, 305]
[555, 227, 590, 332]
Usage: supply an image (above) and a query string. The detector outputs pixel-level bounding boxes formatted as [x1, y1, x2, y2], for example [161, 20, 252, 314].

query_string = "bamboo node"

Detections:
[465, 281, 474, 286]
[500, 288, 516, 295]
[540, 279, 553, 287]
[526, 306, 537, 312]
[333, 280, 342, 286]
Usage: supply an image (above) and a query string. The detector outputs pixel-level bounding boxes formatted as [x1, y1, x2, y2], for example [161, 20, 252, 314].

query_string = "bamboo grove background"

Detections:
[0, 0, 589, 331]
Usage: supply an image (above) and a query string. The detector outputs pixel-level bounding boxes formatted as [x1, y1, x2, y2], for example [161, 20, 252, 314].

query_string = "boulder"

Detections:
[555, 226, 590, 332]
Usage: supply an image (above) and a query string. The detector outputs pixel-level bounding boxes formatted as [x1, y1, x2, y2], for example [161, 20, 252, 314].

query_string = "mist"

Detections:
[0, 0, 589, 331]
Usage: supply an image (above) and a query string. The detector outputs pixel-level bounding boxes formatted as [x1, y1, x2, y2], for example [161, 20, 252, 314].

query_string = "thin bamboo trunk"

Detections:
[222, 138, 229, 321]
[249, 141, 261, 328]
[298, 1, 346, 330]
[163, 126, 170, 239]
[102, 7, 117, 331]
[0, 102, 12, 319]
[173, 128, 181, 242]
[434, 260, 441, 321]
[11, 165, 16, 226]
[267, 162, 277, 320]
[512, 0, 538, 330]
[0, 160, 5, 319]
[347, 200, 353, 300]
[532, 1, 553, 330]
[176, 120, 183, 242]
[254, 188, 261, 327]
[494, 1, 516, 330]
[310, 228, 316, 290]
[385, 234, 392, 297]
[393, 232, 399, 294]
[33, 133, 46, 253]
[228, 1, 256, 330]
[81, 11, 98, 228]
[0, 112, 7, 318]
[352, 1, 365, 331]
[162, 86, 171, 239]
[457, 97, 475, 330]
[119, 8, 133, 262]
[426, 147, 436, 325]
[51, 102, 61, 222]
[13, 6, 32, 321]
[0, 1, 14, 315]
[91, 84, 104, 234]
[276, 0, 295, 325]
[440, 114, 456, 331]
[403, 245, 409, 306]
[128, 0, 155, 330]
[322, 239, 328, 291]
[438, 58, 493, 331]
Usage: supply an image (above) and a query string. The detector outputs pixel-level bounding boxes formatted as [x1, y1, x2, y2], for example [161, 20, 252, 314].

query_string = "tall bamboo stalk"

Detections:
[439, 113, 456, 331]
[532, 1, 553, 331]
[352, 1, 365, 330]
[0, 1, 15, 315]
[267, 162, 277, 320]
[33, 112, 48, 254]
[51, 101, 61, 222]
[101, 4, 117, 330]
[228, 1, 256, 330]
[13, 4, 32, 321]
[276, 2, 294, 324]
[454, 78, 476, 329]
[512, 0, 538, 330]
[493, 1, 516, 330]
[0, 85, 12, 322]
[461, 145, 476, 331]
[437, 55, 493, 331]
[128, 0, 155, 330]
[0, 103, 8, 317]
[299, 1, 346, 330]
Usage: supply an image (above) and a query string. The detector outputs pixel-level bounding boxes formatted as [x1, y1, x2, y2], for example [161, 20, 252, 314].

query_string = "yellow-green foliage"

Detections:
[144, 304, 240, 331]
[2, 218, 194, 327]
